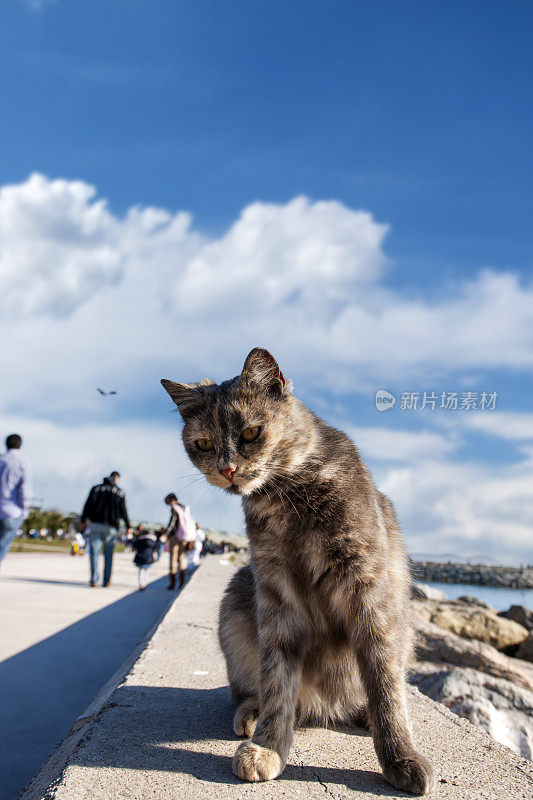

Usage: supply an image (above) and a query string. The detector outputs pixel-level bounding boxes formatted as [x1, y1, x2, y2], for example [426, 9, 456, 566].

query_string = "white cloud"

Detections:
[1, 173, 532, 394]
[342, 423, 533, 564]
[2, 413, 243, 533]
[1, 173, 532, 562]
[173, 197, 388, 316]
[462, 411, 533, 441]
[326, 270, 533, 373]
[7, 410, 531, 564]
[0, 174, 119, 317]
[0, 173, 198, 320]
[346, 425, 457, 462]
[377, 457, 533, 565]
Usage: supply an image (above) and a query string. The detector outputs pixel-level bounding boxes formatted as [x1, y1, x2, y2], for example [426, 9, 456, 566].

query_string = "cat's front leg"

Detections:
[355, 633, 435, 796]
[233, 605, 303, 782]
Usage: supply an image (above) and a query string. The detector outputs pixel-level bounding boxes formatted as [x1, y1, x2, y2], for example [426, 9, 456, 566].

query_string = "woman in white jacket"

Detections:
[162, 493, 197, 589]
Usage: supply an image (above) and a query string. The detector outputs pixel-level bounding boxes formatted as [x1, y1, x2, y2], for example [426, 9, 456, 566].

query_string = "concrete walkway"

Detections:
[21, 556, 533, 799]
[0, 550, 180, 800]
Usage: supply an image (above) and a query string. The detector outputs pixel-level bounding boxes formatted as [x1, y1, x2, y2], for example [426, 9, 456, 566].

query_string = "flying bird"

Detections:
[97, 388, 117, 396]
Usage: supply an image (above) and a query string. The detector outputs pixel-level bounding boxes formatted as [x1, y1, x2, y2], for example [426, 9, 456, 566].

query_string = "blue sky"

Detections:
[3, 1, 533, 270]
[1, 1, 532, 562]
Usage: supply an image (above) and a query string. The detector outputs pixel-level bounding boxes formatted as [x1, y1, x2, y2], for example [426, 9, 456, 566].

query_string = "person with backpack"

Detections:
[162, 493, 196, 590]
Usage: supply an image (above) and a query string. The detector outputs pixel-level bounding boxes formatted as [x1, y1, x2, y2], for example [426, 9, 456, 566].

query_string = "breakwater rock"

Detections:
[413, 597, 529, 650]
[411, 561, 533, 589]
[411, 590, 533, 760]
[410, 664, 533, 760]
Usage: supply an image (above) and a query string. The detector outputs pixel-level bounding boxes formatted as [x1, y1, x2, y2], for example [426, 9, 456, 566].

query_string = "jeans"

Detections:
[88, 522, 118, 585]
[0, 517, 21, 564]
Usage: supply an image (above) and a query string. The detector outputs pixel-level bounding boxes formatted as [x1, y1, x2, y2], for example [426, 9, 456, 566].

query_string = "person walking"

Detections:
[81, 471, 131, 587]
[162, 493, 195, 590]
[0, 434, 28, 566]
[155, 528, 166, 561]
[132, 525, 160, 591]
[191, 522, 205, 567]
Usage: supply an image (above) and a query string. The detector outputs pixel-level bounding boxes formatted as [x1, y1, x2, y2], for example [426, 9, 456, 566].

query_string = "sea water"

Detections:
[426, 581, 533, 612]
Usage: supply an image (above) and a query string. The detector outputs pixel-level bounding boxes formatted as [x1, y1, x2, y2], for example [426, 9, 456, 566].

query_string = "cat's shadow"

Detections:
[69, 684, 413, 796]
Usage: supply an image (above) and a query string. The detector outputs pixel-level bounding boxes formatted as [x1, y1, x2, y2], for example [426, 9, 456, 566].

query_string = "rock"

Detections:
[412, 612, 533, 690]
[431, 607, 527, 650]
[410, 561, 533, 589]
[411, 582, 448, 601]
[457, 595, 493, 610]
[411, 600, 433, 623]
[410, 663, 533, 760]
[413, 598, 529, 650]
[516, 633, 533, 663]
[499, 605, 533, 632]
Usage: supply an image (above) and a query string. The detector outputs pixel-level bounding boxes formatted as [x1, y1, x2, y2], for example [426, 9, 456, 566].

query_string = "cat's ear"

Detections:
[240, 348, 292, 395]
[160, 377, 215, 418]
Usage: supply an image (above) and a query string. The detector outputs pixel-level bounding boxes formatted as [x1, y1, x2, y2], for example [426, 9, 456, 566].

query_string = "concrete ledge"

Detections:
[20, 556, 533, 799]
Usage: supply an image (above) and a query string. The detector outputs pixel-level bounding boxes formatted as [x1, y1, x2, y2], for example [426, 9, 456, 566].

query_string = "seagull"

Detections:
[97, 388, 117, 396]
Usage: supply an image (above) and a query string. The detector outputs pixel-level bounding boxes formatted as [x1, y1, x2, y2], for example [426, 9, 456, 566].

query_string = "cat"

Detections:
[161, 347, 435, 795]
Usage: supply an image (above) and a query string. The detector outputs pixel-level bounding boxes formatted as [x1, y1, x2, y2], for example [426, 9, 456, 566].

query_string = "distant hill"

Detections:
[204, 528, 248, 548]
[409, 553, 498, 566]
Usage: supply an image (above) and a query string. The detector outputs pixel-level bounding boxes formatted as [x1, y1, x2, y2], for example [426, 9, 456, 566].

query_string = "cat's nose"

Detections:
[219, 464, 237, 483]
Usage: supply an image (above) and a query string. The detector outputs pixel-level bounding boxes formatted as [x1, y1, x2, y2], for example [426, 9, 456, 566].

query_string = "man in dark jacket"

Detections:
[81, 471, 131, 587]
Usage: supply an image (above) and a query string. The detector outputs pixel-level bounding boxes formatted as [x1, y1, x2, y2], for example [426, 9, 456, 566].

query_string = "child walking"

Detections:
[132, 525, 159, 591]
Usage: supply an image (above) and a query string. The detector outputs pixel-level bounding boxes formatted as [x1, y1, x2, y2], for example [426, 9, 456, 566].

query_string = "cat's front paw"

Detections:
[382, 749, 435, 796]
[233, 742, 283, 782]
[233, 699, 259, 738]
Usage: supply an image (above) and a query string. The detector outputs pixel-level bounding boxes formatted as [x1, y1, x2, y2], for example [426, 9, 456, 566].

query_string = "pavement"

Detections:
[0, 548, 182, 800]
[20, 556, 533, 800]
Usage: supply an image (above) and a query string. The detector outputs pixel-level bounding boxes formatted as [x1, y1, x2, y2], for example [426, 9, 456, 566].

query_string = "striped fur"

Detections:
[161, 348, 435, 795]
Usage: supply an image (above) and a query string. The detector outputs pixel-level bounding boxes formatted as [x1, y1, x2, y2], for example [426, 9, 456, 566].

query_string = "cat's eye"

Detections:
[241, 426, 261, 442]
[195, 438, 214, 452]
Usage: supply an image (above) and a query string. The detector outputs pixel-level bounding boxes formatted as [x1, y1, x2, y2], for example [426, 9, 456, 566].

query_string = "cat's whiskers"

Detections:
[278, 473, 316, 509]
[260, 472, 305, 524]
[266, 469, 315, 515]
[169, 475, 205, 494]
[195, 482, 213, 505]
[273, 482, 303, 524]
[160, 472, 202, 487]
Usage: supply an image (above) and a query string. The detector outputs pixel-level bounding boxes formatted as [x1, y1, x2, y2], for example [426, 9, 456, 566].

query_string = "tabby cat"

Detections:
[161, 347, 435, 795]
